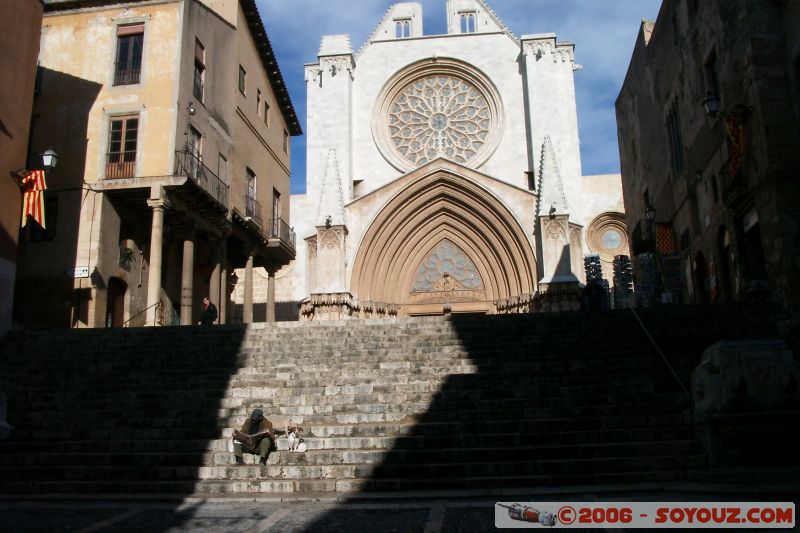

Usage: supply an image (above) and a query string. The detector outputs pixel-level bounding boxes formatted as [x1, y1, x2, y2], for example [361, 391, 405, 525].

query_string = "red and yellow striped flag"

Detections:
[20, 170, 47, 229]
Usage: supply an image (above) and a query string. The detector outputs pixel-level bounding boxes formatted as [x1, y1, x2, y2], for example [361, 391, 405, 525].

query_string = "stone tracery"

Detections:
[372, 58, 504, 172]
[412, 239, 483, 292]
[389, 76, 491, 167]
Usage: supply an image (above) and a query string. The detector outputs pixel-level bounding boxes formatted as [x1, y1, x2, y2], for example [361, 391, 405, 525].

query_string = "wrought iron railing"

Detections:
[113, 65, 141, 86]
[105, 152, 137, 179]
[174, 149, 229, 209]
[268, 217, 296, 250]
[246, 196, 263, 227]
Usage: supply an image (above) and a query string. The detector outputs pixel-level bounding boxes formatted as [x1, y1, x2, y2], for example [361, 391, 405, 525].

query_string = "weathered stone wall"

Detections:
[0, 0, 43, 335]
[617, 0, 800, 318]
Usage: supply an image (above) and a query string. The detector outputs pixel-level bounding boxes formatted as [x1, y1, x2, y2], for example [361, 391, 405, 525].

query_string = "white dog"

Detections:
[286, 425, 307, 452]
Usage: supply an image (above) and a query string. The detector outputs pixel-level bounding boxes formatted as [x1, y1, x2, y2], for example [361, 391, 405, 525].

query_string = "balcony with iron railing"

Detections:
[246, 195, 263, 227]
[105, 152, 137, 179]
[113, 64, 141, 86]
[174, 149, 229, 209]
[268, 217, 296, 250]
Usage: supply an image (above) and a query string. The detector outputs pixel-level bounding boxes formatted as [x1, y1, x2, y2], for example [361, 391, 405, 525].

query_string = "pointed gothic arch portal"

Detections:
[350, 168, 537, 315]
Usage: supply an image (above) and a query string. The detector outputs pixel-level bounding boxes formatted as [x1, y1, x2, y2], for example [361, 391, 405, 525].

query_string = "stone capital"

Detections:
[146, 198, 171, 210]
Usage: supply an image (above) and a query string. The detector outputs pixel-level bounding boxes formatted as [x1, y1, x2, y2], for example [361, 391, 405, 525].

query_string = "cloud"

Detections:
[259, 0, 663, 190]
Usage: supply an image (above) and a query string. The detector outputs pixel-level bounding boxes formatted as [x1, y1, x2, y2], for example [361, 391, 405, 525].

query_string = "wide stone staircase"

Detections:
[0, 307, 777, 496]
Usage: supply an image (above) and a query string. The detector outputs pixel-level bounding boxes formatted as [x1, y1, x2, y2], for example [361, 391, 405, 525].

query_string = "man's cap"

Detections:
[250, 408, 264, 420]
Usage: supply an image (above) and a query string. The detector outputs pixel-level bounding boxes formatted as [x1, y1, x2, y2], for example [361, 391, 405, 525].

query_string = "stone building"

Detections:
[616, 0, 800, 319]
[276, 0, 630, 320]
[0, 0, 44, 336]
[16, 0, 300, 328]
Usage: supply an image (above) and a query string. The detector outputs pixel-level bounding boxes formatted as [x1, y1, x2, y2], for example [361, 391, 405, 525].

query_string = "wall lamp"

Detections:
[645, 204, 657, 223]
[703, 92, 720, 118]
[703, 92, 754, 120]
[42, 147, 59, 170]
[9, 147, 58, 182]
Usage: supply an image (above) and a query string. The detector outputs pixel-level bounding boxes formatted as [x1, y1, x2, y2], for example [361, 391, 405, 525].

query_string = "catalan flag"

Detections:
[20, 170, 47, 229]
[724, 114, 745, 179]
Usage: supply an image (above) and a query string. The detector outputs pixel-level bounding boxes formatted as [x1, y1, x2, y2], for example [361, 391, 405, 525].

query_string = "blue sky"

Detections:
[259, 0, 663, 194]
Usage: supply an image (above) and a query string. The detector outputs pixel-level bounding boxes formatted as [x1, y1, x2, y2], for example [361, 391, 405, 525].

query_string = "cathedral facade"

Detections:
[276, 0, 630, 320]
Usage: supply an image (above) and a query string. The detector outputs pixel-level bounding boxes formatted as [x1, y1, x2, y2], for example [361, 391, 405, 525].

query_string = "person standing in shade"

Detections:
[198, 296, 218, 325]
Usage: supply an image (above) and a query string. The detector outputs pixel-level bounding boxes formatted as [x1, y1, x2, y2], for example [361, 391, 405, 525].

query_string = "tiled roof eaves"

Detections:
[239, 0, 302, 136]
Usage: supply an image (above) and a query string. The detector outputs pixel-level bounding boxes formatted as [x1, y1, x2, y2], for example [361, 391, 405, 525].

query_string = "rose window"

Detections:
[388, 75, 491, 167]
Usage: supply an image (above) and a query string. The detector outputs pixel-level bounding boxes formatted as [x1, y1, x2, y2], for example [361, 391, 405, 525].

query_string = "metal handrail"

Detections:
[174, 149, 229, 209]
[268, 217, 296, 250]
[630, 307, 691, 397]
[122, 301, 162, 327]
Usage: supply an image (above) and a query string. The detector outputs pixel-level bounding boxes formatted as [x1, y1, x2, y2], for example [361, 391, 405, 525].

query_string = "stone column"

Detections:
[210, 242, 221, 312]
[145, 195, 170, 326]
[180, 229, 195, 325]
[266, 264, 276, 323]
[243, 253, 254, 323]
[219, 243, 228, 325]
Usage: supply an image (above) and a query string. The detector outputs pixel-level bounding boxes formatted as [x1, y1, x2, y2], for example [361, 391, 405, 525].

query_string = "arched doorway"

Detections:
[717, 226, 735, 302]
[350, 167, 536, 315]
[694, 251, 709, 304]
[106, 277, 127, 328]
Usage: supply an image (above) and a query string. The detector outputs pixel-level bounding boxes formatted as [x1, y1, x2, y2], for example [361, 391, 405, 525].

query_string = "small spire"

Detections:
[316, 149, 347, 227]
[537, 135, 568, 217]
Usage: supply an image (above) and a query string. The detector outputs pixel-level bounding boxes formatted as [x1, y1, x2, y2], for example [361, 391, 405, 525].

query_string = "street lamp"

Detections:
[645, 203, 657, 245]
[645, 204, 657, 223]
[41, 147, 59, 170]
[703, 92, 720, 118]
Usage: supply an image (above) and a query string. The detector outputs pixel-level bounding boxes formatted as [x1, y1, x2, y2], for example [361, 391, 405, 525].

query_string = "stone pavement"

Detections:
[1, 485, 797, 532]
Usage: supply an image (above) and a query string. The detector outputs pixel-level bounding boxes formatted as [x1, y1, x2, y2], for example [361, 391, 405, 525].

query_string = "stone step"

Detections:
[10, 409, 687, 443]
[0, 466, 691, 496]
[0, 435, 695, 469]
[10, 371, 683, 409]
[0, 453, 703, 487]
[2, 307, 764, 496]
[11, 391, 688, 431]
[10, 368, 681, 401]
[0, 417, 691, 457]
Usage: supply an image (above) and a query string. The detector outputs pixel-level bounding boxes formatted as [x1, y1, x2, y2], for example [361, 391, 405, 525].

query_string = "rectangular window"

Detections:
[460, 12, 476, 33]
[106, 115, 138, 179]
[272, 188, 281, 237]
[257, 89, 262, 116]
[264, 100, 270, 125]
[666, 101, 685, 178]
[245, 168, 260, 225]
[395, 19, 411, 38]
[193, 38, 205, 102]
[283, 129, 289, 153]
[114, 24, 144, 86]
[704, 50, 720, 102]
[238, 65, 246, 95]
[188, 126, 203, 181]
[217, 153, 227, 184]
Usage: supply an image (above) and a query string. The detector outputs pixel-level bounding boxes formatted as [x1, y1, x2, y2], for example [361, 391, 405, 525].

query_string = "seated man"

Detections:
[233, 408, 274, 465]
